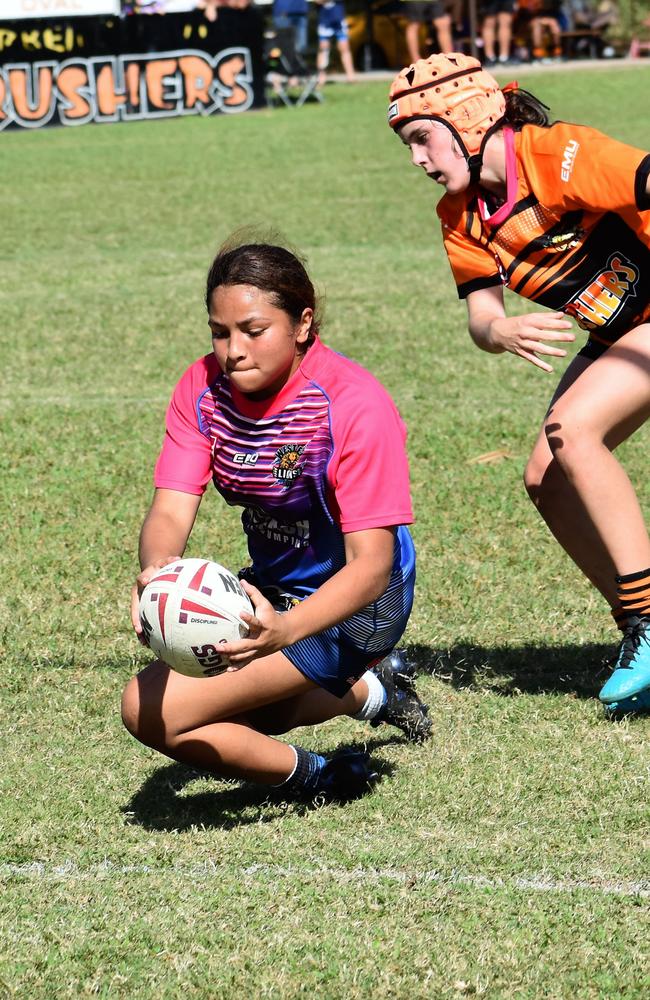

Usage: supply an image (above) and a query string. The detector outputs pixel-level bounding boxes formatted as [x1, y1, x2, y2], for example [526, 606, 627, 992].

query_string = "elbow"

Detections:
[367, 560, 393, 603]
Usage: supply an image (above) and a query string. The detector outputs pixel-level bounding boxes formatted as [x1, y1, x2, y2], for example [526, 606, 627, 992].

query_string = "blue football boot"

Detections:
[603, 688, 650, 717]
[599, 616, 650, 713]
[313, 749, 378, 802]
[370, 650, 432, 743]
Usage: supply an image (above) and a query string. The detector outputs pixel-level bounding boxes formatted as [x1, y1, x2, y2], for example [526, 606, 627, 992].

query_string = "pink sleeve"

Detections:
[153, 360, 214, 496]
[328, 378, 414, 533]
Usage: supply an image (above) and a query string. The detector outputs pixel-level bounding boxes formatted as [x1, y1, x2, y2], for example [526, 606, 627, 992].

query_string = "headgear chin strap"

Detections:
[388, 53, 506, 184]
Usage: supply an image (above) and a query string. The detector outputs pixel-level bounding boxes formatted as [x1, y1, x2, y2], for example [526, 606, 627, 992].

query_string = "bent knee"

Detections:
[543, 409, 599, 474]
[121, 676, 143, 739]
[523, 438, 555, 499]
[120, 675, 168, 749]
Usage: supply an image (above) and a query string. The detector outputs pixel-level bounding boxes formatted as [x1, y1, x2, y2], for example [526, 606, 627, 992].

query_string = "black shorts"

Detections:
[480, 0, 516, 15]
[403, 1, 447, 23]
[577, 339, 611, 361]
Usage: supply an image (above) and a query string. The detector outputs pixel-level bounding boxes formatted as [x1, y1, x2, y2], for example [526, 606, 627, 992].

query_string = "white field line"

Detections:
[1, 860, 648, 899]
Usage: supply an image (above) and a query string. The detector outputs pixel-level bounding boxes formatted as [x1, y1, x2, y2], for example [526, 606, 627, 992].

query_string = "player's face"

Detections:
[208, 284, 312, 400]
[399, 119, 470, 194]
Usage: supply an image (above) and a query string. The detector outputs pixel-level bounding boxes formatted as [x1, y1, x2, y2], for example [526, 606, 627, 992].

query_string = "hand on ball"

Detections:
[130, 555, 182, 639]
[221, 580, 293, 668]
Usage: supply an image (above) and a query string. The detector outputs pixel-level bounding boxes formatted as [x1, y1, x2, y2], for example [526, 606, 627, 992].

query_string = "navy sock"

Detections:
[279, 746, 327, 793]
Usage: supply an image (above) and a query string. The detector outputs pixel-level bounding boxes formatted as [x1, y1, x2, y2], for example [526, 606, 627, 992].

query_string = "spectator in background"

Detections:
[568, 0, 618, 53]
[567, 0, 617, 32]
[480, 0, 515, 64]
[273, 0, 309, 53]
[196, 0, 222, 20]
[528, 0, 564, 61]
[402, 0, 453, 63]
[316, 1, 356, 85]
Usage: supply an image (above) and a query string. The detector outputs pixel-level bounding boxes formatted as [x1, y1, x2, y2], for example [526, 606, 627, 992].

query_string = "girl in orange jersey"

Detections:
[388, 53, 650, 715]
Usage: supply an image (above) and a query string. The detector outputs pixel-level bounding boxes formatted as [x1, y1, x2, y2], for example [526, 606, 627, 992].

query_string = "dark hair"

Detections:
[205, 238, 320, 349]
[502, 87, 551, 131]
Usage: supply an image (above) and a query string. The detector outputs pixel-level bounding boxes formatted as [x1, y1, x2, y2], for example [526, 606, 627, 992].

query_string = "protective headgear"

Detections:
[388, 53, 506, 184]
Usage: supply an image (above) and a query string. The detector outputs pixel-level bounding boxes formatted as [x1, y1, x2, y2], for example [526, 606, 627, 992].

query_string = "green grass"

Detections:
[2, 65, 650, 998]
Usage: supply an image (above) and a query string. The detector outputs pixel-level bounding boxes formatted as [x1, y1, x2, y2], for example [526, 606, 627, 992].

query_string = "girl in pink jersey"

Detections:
[388, 53, 650, 716]
[121, 239, 430, 803]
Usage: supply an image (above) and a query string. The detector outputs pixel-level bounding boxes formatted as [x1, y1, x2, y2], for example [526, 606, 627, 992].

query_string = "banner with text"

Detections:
[0, 9, 264, 126]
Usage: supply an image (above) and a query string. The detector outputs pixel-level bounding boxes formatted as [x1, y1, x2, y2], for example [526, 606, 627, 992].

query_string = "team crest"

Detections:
[273, 444, 305, 485]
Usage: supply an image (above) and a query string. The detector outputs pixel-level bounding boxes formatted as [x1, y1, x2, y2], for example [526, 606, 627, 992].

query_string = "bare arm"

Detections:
[466, 285, 575, 373]
[131, 488, 202, 632]
[221, 527, 397, 668]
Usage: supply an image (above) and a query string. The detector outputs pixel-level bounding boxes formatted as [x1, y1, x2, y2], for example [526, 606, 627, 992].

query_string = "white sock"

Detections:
[352, 670, 386, 721]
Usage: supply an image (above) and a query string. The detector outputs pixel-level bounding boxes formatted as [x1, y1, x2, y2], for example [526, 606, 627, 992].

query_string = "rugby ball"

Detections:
[139, 558, 253, 678]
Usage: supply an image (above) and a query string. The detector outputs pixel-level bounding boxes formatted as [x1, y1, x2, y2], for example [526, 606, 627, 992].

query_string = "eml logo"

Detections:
[561, 140, 580, 182]
[233, 452, 259, 465]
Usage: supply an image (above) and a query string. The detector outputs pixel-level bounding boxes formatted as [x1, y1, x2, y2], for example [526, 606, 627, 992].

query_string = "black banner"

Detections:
[0, 9, 265, 127]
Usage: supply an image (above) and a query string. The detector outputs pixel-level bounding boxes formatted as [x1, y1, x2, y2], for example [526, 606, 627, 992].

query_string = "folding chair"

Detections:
[264, 28, 323, 108]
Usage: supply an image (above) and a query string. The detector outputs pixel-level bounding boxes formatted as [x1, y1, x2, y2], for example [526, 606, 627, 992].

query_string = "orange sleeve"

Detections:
[437, 199, 502, 299]
[524, 123, 650, 215]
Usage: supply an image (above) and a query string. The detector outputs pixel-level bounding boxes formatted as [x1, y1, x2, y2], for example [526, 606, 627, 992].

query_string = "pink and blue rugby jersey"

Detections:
[154, 337, 414, 600]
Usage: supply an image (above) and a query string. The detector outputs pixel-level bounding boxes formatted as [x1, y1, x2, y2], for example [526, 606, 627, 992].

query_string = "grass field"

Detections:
[2, 63, 649, 998]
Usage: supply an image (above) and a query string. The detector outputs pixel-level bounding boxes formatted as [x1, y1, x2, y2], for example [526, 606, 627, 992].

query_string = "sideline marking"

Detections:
[2, 861, 648, 899]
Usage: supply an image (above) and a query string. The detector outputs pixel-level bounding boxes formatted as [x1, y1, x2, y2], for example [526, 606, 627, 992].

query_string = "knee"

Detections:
[523, 446, 552, 504]
[121, 676, 166, 749]
[121, 677, 143, 739]
[543, 409, 595, 479]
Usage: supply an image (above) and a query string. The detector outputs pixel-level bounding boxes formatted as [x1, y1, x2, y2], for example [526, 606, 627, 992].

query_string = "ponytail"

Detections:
[502, 83, 551, 130]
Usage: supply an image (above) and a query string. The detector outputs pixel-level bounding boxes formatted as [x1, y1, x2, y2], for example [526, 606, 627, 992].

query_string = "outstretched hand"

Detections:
[491, 312, 575, 372]
[130, 556, 182, 640]
[220, 580, 295, 669]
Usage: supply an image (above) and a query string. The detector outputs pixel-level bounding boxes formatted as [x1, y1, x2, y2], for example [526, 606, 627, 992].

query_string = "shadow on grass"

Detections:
[123, 734, 398, 832]
[403, 641, 617, 700]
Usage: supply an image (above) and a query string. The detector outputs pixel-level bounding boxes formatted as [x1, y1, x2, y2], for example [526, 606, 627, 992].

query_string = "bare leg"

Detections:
[317, 39, 330, 86]
[248, 679, 370, 735]
[525, 429, 620, 606]
[405, 21, 422, 63]
[549, 18, 562, 54]
[544, 326, 650, 576]
[433, 14, 453, 53]
[525, 355, 618, 605]
[337, 38, 356, 81]
[525, 327, 650, 604]
[121, 655, 369, 784]
[482, 15, 496, 60]
[531, 17, 544, 54]
[497, 12, 513, 59]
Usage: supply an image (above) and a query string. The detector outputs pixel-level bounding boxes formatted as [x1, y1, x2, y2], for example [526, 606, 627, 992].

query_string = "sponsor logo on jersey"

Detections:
[560, 139, 580, 182]
[233, 452, 259, 465]
[243, 507, 310, 549]
[273, 444, 305, 484]
[541, 227, 584, 253]
[565, 252, 639, 330]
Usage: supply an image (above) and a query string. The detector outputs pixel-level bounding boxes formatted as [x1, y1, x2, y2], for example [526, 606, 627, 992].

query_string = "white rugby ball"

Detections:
[139, 558, 253, 678]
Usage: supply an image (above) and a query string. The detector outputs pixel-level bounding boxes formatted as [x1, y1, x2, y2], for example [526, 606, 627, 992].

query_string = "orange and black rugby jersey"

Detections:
[438, 122, 650, 351]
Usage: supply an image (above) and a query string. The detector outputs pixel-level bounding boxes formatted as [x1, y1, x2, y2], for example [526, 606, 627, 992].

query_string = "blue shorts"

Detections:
[282, 563, 416, 697]
[318, 2, 349, 42]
